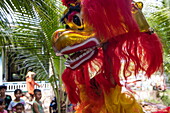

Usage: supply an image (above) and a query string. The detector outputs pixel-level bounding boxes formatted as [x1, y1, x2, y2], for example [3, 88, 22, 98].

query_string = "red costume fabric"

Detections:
[52, 0, 163, 112]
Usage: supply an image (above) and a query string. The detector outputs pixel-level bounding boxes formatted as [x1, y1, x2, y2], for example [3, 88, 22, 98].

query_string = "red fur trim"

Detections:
[82, 0, 139, 40]
[62, 68, 80, 104]
[62, 32, 163, 104]
[62, 48, 115, 103]
[110, 32, 163, 79]
[61, 0, 163, 107]
[138, 33, 163, 77]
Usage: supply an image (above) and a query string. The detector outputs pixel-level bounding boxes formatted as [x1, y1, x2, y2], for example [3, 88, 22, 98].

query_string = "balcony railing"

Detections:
[3, 81, 51, 92]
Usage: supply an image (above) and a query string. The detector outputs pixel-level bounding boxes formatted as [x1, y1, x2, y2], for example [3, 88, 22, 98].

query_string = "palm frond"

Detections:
[0, 0, 65, 81]
[146, 5, 170, 74]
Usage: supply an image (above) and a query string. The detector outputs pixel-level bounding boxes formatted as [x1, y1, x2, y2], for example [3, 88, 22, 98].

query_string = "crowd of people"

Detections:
[0, 69, 75, 113]
[0, 84, 75, 113]
[0, 84, 45, 113]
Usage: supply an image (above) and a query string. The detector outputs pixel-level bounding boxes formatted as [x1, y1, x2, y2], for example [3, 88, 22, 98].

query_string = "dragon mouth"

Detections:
[56, 38, 100, 69]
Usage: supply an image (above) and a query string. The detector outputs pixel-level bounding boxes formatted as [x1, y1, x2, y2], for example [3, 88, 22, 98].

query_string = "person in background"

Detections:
[32, 89, 44, 113]
[15, 103, 24, 113]
[0, 98, 7, 113]
[0, 85, 12, 111]
[8, 89, 25, 113]
[49, 96, 57, 113]
[26, 68, 40, 102]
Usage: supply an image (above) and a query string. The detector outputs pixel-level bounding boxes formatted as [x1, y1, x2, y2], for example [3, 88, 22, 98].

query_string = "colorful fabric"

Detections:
[75, 85, 143, 113]
[7, 99, 25, 112]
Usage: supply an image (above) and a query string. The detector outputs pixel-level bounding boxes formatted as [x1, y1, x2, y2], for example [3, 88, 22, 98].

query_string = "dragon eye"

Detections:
[73, 15, 81, 26]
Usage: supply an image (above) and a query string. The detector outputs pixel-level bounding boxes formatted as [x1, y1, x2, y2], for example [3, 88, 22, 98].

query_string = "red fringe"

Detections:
[62, 68, 80, 104]
[138, 33, 163, 77]
[82, 0, 139, 40]
[62, 32, 163, 104]
[61, 0, 163, 106]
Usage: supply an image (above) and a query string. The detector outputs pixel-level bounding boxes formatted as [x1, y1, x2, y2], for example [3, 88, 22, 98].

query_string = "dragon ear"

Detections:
[136, 2, 143, 10]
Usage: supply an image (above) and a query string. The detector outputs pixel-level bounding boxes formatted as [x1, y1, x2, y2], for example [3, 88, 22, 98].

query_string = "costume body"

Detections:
[52, 0, 163, 112]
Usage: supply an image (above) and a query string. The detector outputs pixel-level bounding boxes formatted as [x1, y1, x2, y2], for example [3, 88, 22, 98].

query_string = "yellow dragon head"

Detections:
[52, 0, 151, 70]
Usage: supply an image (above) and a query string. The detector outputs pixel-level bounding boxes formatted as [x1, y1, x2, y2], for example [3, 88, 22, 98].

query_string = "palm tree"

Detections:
[0, 0, 66, 112]
[145, 0, 170, 77]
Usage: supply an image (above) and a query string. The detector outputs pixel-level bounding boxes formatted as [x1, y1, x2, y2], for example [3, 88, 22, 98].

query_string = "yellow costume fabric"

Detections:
[76, 85, 143, 113]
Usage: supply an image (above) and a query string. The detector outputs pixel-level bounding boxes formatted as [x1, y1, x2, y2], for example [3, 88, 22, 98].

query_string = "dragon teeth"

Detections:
[65, 46, 96, 63]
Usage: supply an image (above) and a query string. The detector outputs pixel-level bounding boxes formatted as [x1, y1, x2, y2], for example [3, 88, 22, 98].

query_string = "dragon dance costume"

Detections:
[52, 0, 163, 112]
